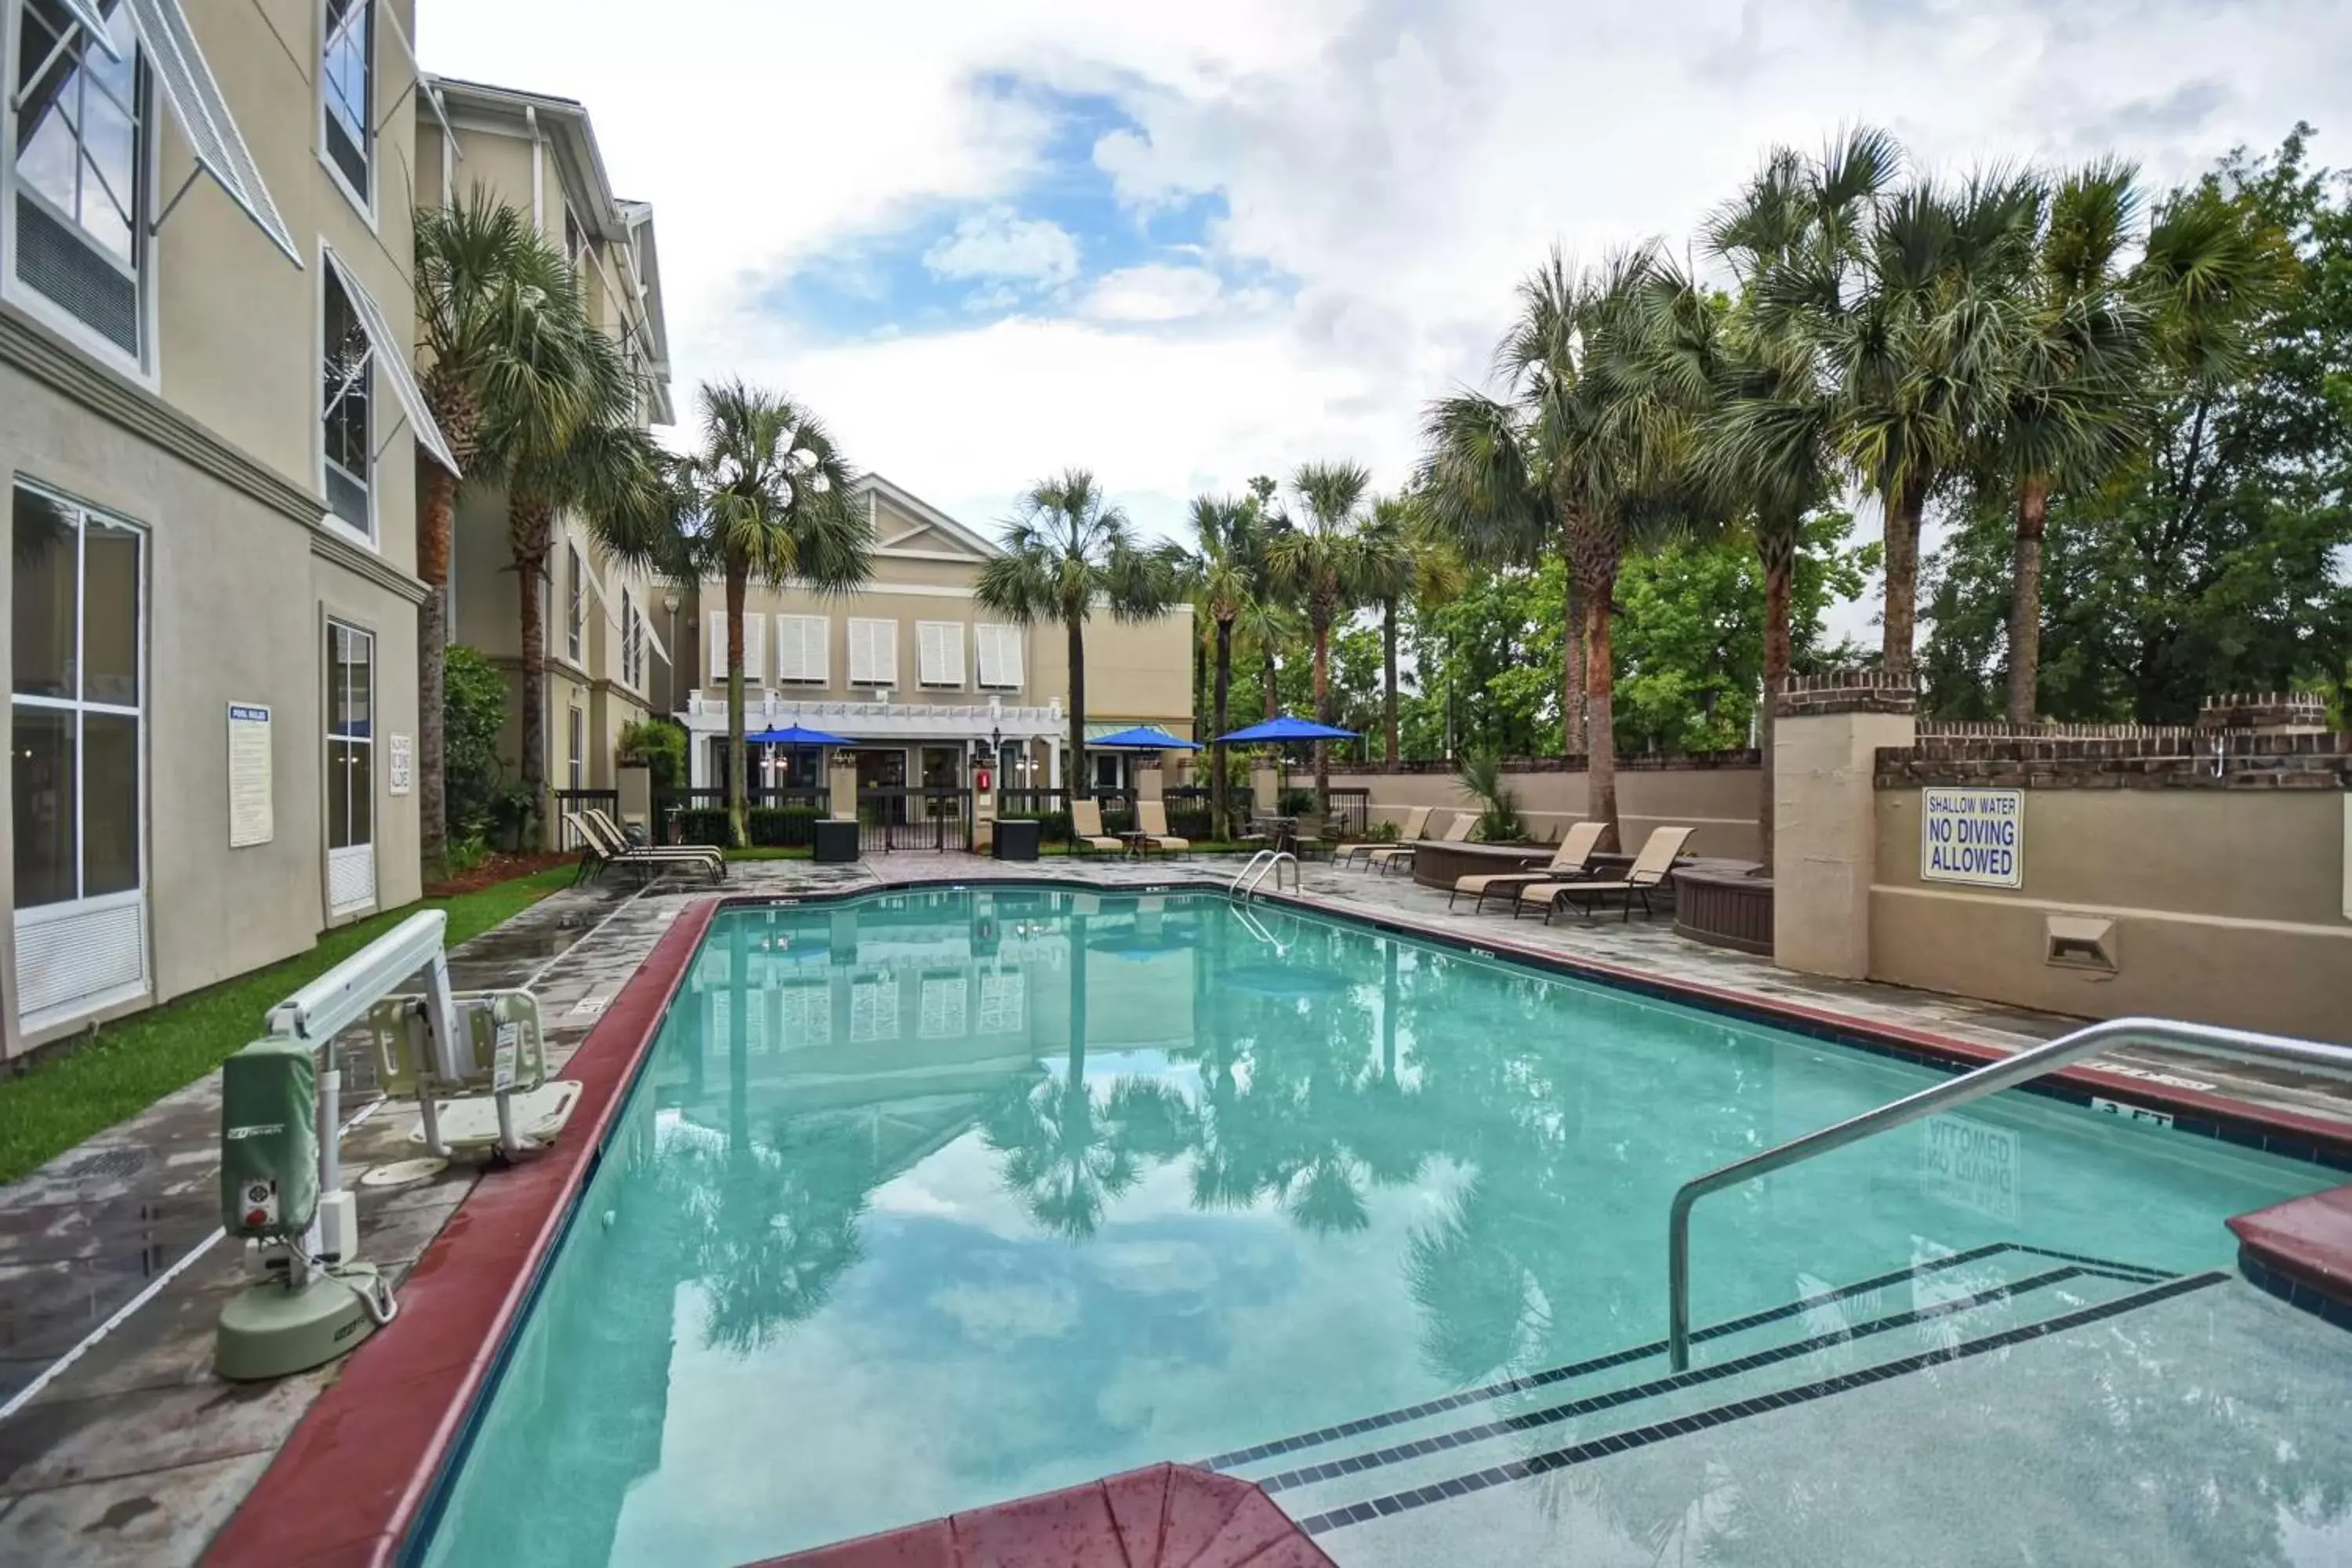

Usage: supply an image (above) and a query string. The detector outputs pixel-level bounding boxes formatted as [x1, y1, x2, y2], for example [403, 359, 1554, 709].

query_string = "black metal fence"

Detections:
[855, 787, 973, 852]
[550, 789, 621, 849]
[653, 786, 830, 847]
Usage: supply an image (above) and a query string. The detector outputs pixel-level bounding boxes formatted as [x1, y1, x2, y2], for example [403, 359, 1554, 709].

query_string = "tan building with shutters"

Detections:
[1, 0, 453, 1054]
[677, 474, 1195, 803]
[416, 75, 674, 830]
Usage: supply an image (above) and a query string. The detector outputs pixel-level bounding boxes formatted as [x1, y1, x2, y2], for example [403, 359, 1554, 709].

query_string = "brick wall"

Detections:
[1874, 731, 2352, 790]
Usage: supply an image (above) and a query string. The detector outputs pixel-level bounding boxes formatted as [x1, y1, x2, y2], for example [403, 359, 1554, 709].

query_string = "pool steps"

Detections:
[1204, 1244, 2216, 1538]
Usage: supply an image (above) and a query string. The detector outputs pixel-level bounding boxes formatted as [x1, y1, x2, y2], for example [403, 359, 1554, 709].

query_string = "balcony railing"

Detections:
[682, 691, 1062, 731]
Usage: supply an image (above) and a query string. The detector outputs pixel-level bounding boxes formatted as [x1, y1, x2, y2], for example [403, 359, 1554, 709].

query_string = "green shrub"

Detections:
[745, 805, 822, 847]
[448, 837, 491, 873]
[618, 718, 688, 788]
[1278, 788, 1318, 815]
[1457, 750, 1525, 842]
[444, 645, 512, 844]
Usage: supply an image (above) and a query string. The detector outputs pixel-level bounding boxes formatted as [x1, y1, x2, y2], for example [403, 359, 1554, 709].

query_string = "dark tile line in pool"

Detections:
[2238, 1250, 2352, 1334]
[1204, 1238, 2169, 1472]
[1294, 1271, 2232, 1537]
[1258, 1265, 2094, 1495]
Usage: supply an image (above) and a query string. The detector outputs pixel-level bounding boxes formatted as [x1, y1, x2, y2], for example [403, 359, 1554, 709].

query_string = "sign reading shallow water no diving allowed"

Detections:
[1921, 786, 2023, 888]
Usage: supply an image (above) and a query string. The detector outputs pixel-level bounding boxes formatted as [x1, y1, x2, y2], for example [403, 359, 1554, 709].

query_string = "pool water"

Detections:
[418, 890, 2347, 1568]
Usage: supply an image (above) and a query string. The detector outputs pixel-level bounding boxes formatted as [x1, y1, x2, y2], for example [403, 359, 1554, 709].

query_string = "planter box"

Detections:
[992, 818, 1042, 862]
[1672, 866, 1773, 955]
[813, 818, 861, 864]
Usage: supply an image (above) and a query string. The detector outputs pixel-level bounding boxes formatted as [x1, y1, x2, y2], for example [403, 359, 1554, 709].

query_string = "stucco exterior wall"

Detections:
[1868, 788, 2352, 1043]
[1325, 764, 1763, 860]
[0, 365, 419, 1054]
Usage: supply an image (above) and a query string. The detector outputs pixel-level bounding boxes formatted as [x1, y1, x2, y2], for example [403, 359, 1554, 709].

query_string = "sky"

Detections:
[426, 0, 2352, 633]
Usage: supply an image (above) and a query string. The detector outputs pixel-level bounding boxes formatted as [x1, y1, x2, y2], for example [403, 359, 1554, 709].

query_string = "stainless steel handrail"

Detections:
[1232, 850, 1298, 902]
[1667, 1014, 2352, 1370]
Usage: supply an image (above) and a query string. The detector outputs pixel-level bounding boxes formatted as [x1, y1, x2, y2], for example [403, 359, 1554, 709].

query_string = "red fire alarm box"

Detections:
[975, 767, 993, 792]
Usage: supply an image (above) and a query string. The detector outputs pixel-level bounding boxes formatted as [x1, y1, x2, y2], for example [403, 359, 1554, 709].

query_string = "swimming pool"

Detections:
[416, 887, 2352, 1567]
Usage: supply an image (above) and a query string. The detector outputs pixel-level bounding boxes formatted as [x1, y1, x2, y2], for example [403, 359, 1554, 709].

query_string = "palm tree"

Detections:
[1359, 495, 1465, 769]
[1182, 493, 1266, 838]
[1423, 248, 1695, 849]
[1701, 130, 1895, 864]
[1830, 168, 2045, 678]
[485, 278, 680, 845]
[412, 188, 612, 879]
[975, 470, 1174, 799]
[1269, 460, 1377, 807]
[677, 381, 873, 847]
[1975, 161, 2148, 722]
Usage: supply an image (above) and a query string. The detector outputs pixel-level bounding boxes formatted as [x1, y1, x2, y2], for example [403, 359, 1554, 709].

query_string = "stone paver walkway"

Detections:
[0, 849, 2343, 1566]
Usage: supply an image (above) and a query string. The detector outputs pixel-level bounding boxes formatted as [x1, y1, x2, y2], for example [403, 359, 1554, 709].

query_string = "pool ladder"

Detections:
[1232, 849, 1298, 902]
[1664, 1014, 2352, 1371]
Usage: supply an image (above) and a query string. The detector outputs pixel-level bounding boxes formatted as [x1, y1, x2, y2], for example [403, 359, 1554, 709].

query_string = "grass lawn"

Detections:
[0, 863, 578, 1186]
[723, 847, 813, 861]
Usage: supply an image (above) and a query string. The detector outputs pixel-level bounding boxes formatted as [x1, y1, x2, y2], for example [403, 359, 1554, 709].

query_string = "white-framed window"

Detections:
[566, 705, 585, 790]
[916, 621, 966, 689]
[325, 620, 376, 914]
[847, 618, 897, 688]
[565, 544, 584, 663]
[775, 614, 828, 684]
[621, 586, 639, 689]
[321, 261, 372, 536]
[563, 201, 586, 273]
[10, 481, 147, 1022]
[320, 0, 372, 213]
[975, 623, 1025, 691]
[6, 0, 151, 370]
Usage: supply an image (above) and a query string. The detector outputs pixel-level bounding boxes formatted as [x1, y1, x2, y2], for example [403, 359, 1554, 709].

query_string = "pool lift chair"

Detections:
[212, 911, 582, 1381]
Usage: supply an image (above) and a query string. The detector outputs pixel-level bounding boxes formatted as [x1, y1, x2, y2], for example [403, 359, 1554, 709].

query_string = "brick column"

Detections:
[1773, 673, 1918, 978]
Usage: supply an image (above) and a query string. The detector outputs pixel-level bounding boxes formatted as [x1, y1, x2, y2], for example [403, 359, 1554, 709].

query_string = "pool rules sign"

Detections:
[1921, 787, 2023, 887]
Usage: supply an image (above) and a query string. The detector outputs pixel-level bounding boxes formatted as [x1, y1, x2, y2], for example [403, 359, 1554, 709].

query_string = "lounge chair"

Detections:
[1343, 806, 1430, 868]
[1134, 800, 1190, 855]
[1068, 799, 1125, 856]
[1450, 821, 1605, 913]
[1515, 825, 1693, 924]
[1368, 810, 1473, 876]
[568, 812, 725, 885]
[587, 807, 686, 853]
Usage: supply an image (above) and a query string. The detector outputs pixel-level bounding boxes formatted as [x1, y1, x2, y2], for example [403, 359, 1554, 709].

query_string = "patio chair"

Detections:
[1368, 810, 1473, 876]
[1068, 799, 1126, 856]
[1515, 825, 1693, 924]
[1135, 800, 1191, 856]
[1451, 820, 1606, 913]
[587, 806, 731, 877]
[568, 812, 725, 886]
[1342, 805, 1430, 869]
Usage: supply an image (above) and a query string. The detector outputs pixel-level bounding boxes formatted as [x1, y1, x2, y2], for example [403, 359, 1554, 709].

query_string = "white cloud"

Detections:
[1081, 263, 1225, 321]
[430, 0, 2352, 610]
[923, 206, 1081, 286]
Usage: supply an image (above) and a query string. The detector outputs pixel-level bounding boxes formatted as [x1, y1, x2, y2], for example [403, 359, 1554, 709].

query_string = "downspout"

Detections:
[526, 104, 543, 232]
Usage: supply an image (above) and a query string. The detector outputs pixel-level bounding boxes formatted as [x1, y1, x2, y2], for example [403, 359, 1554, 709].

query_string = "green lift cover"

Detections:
[220, 1038, 318, 1240]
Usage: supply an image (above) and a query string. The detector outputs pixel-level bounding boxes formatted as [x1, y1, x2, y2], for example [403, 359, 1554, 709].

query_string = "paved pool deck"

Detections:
[0, 850, 2345, 1566]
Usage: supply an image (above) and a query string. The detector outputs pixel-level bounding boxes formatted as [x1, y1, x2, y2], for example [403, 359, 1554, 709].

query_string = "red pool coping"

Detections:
[202, 896, 722, 1568]
[200, 877, 2352, 1567]
[753, 1462, 1334, 1568]
[2229, 1186, 2352, 1324]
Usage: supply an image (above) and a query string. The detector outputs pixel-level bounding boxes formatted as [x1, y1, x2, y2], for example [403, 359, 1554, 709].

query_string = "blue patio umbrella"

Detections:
[1089, 724, 1203, 750]
[1214, 715, 1362, 743]
[744, 723, 852, 746]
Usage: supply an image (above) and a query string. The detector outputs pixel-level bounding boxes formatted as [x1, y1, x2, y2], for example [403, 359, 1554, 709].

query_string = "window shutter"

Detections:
[777, 615, 829, 683]
[708, 615, 726, 681]
[917, 622, 964, 688]
[976, 623, 1024, 689]
[742, 615, 764, 684]
[849, 619, 897, 685]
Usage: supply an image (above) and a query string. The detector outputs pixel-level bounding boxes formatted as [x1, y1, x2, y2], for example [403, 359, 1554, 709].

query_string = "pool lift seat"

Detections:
[368, 988, 583, 1158]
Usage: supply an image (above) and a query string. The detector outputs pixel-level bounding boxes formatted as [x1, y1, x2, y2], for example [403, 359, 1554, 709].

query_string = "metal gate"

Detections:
[855, 787, 973, 852]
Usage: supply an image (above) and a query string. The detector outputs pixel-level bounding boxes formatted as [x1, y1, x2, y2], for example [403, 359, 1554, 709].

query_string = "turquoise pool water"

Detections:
[418, 889, 2343, 1567]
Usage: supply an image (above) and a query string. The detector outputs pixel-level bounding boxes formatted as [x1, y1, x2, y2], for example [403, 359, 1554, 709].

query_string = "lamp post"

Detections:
[661, 590, 681, 715]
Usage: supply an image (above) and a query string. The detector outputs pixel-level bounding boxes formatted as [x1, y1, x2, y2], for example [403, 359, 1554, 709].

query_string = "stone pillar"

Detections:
[827, 761, 858, 823]
[1251, 758, 1279, 821]
[616, 762, 652, 834]
[1773, 673, 1918, 979]
[1136, 765, 1163, 802]
[972, 750, 998, 851]
[2198, 691, 2330, 738]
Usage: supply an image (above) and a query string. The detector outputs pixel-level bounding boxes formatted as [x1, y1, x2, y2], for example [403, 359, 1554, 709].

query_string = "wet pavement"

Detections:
[0, 848, 2345, 1566]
